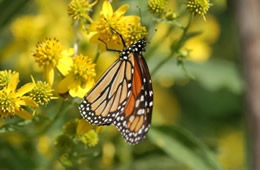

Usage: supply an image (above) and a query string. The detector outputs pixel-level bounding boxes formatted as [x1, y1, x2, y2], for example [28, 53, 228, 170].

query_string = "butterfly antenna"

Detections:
[148, 28, 158, 43]
[136, 5, 143, 26]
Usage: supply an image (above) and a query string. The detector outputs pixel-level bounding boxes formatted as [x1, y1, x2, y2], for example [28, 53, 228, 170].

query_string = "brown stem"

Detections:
[233, 0, 260, 169]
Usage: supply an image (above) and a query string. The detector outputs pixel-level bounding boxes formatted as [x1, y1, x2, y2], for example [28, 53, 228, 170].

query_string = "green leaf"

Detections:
[152, 59, 243, 94]
[183, 31, 202, 42]
[148, 126, 223, 170]
[0, 0, 30, 30]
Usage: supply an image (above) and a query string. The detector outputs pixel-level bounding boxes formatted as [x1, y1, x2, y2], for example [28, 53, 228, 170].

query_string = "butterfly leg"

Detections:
[98, 38, 121, 53]
[109, 27, 126, 48]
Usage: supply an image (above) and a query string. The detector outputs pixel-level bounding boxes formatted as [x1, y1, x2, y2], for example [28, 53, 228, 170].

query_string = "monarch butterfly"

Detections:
[79, 34, 153, 145]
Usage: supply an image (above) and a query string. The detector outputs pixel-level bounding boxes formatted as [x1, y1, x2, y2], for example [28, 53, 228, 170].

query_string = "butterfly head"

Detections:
[130, 38, 147, 54]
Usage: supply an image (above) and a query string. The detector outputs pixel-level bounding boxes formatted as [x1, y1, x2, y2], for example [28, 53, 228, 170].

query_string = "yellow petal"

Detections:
[77, 119, 94, 135]
[16, 109, 33, 120]
[88, 24, 98, 32]
[61, 48, 74, 57]
[14, 83, 35, 97]
[8, 72, 19, 92]
[114, 4, 129, 17]
[69, 81, 94, 98]
[121, 16, 140, 23]
[57, 49, 74, 76]
[17, 96, 38, 108]
[44, 66, 54, 86]
[103, 1, 113, 18]
[56, 75, 73, 94]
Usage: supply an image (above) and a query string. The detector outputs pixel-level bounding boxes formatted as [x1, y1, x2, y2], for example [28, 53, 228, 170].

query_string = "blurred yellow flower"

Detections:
[29, 77, 58, 106]
[57, 54, 96, 98]
[186, 0, 210, 21]
[80, 129, 99, 147]
[185, 38, 211, 62]
[185, 16, 220, 62]
[68, 0, 97, 22]
[0, 70, 17, 90]
[37, 136, 51, 157]
[10, 15, 46, 44]
[0, 72, 37, 119]
[33, 38, 74, 85]
[89, 1, 146, 48]
[217, 131, 245, 169]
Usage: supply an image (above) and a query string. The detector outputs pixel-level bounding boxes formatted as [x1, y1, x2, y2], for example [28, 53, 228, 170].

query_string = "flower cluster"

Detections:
[147, 0, 210, 20]
[33, 38, 74, 85]
[55, 119, 99, 151]
[87, 1, 147, 48]
[32, 38, 96, 98]
[0, 70, 55, 119]
[29, 77, 57, 106]
[57, 54, 96, 98]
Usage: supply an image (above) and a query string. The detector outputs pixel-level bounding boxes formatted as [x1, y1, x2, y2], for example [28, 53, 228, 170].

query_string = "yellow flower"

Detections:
[57, 54, 96, 98]
[148, 0, 167, 15]
[0, 72, 37, 119]
[186, 0, 210, 21]
[123, 23, 147, 46]
[0, 70, 17, 90]
[68, 0, 97, 22]
[77, 119, 94, 135]
[80, 129, 99, 147]
[89, 1, 147, 48]
[29, 77, 57, 106]
[33, 38, 74, 85]
[185, 38, 211, 62]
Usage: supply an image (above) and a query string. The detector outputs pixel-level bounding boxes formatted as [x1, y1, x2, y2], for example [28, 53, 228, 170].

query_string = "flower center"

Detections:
[123, 23, 147, 46]
[0, 89, 16, 118]
[68, 0, 96, 20]
[29, 81, 54, 106]
[0, 70, 16, 90]
[148, 0, 166, 15]
[33, 38, 63, 68]
[71, 55, 96, 84]
[186, 0, 209, 18]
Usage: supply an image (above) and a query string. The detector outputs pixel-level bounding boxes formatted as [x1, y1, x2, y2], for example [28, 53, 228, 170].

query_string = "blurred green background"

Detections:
[0, 0, 246, 170]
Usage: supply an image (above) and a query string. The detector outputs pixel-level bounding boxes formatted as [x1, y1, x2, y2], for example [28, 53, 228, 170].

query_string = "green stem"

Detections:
[35, 100, 71, 136]
[0, 119, 30, 132]
[73, 20, 81, 56]
[151, 15, 192, 76]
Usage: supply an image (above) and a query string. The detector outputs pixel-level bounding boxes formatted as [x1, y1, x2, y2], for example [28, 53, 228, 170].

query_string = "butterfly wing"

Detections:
[79, 54, 135, 125]
[112, 54, 153, 144]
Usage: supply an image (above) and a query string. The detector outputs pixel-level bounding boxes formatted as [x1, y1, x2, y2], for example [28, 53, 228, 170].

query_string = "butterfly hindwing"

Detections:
[112, 53, 153, 144]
